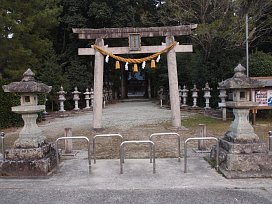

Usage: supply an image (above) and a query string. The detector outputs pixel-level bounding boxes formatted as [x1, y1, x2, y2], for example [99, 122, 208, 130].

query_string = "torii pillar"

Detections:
[93, 38, 104, 129]
[73, 25, 197, 129]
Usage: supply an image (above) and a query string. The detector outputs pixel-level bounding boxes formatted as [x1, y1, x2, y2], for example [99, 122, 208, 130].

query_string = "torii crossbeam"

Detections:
[73, 25, 197, 129]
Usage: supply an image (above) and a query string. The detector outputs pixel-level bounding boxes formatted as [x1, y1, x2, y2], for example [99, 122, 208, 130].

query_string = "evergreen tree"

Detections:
[0, 0, 62, 81]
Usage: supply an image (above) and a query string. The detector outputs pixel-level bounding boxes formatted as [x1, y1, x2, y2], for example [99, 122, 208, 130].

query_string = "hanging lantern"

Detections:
[115, 61, 120, 70]
[133, 64, 138, 73]
[151, 60, 156, 69]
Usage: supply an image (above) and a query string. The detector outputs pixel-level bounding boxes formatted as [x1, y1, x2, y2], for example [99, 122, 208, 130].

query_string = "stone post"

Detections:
[166, 35, 181, 128]
[191, 84, 199, 108]
[57, 86, 66, 112]
[218, 87, 227, 121]
[93, 38, 104, 129]
[181, 85, 189, 107]
[203, 82, 212, 109]
[64, 128, 73, 154]
[84, 88, 91, 109]
[158, 87, 164, 108]
[72, 87, 81, 111]
[197, 124, 207, 151]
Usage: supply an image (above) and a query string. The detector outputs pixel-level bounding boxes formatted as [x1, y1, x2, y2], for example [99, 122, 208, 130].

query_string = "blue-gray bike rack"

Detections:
[149, 132, 181, 162]
[93, 134, 123, 164]
[55, 136, 91, 173]
[119, 140, 155, 174]
[184, 137, 219, 173]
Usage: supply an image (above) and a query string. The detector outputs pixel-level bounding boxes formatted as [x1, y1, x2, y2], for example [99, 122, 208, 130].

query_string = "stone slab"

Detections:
[218, 147, 272, 178]
[5, 143, 53, 161]
[0, 157, 55, 177]
[219, 167, 272, 179]
[0, 143, 58, 177]
[219, 139, 267, 154]
[222, 151, 272, 171]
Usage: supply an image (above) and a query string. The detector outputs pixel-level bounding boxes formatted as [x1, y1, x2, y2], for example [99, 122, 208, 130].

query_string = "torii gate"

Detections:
[73, 25, 197, 129]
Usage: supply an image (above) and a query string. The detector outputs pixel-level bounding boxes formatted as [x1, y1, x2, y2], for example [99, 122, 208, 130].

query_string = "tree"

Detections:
[0, 0, 62, 81]
[157, 0, 272, 58]
[247, 51, 272, 77]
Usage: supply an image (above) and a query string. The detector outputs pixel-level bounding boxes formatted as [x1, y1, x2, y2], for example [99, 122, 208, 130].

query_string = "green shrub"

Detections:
[0, 80, 22, 128]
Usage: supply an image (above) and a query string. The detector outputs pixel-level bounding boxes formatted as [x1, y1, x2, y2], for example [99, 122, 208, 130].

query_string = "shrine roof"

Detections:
[250, 77, 272, 87]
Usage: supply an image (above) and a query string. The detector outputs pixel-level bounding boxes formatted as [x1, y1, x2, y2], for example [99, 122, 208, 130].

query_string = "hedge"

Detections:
[0, 80, 22, 128]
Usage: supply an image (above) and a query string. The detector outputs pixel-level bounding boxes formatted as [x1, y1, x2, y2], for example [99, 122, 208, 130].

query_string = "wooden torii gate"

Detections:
[73, 25, 197, 129]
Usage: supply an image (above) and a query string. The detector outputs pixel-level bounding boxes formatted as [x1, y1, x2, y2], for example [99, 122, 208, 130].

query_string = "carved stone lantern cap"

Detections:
[203, 82, 212, 91]
[72, 86, 81, 94]
[218, 64, 264, 89]
[84, 88, 90, 95]
[2, 68, 52, 93]
[191, 84, 199, 91]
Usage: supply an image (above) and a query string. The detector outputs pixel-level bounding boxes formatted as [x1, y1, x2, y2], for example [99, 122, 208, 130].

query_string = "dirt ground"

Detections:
[1, 100, 271, 160]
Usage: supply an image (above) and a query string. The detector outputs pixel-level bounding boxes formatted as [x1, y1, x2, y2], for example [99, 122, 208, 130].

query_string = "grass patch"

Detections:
[182, 114, 230, 128]
[181, 114, 231, 137]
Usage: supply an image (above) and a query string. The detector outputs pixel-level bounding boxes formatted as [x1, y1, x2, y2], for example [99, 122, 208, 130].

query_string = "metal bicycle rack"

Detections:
[93, 134, 123, 164]
[119, 140, 155, 174]
[55, 136, 91, 173]
[149, 132, 181, 162]
[184, 137, 219, 173]
[0, 132, 5, 161]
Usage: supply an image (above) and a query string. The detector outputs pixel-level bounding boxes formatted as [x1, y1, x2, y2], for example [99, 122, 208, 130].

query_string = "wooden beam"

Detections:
[78, 45, 193, 56]
[73, 25, 197, 39]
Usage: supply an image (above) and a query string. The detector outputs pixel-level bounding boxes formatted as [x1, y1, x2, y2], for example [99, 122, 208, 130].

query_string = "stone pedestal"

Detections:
[218, 139, 272, 178]
[12, 105, 46, 148]
[0, 143, 58, 177]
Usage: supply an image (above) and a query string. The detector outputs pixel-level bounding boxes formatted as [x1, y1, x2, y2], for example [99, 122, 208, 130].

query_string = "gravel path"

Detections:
[36, 100, 193, 138]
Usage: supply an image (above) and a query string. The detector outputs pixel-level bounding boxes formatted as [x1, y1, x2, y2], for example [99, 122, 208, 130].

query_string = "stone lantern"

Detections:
[217, 64, 272, 178]
[191, 84, 199, 108]
[2, 69, 51, 148]
[72, 87, 81, 111]
[1, 69, 57, 176]
[218, 86, 228, 121]
[90, 88, 94, 109]
[57, 86, 66, 112]
[181, 85, 189, 107]
[219, 64, 261, 142]
[84, 88, 91, 109]
[202, 82, 212, 109]
[178, 85, 182, 107]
